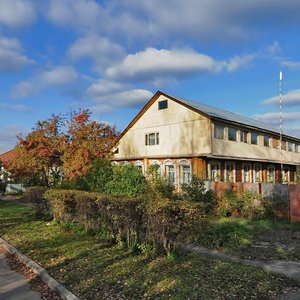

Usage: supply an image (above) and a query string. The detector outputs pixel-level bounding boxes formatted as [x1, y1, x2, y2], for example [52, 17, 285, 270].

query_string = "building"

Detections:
[113, 91, 300, 186]
[0, 149, 15, 181]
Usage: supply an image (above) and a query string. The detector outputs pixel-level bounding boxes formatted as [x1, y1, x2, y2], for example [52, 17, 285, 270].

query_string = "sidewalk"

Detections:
[0, 253, 41, 300]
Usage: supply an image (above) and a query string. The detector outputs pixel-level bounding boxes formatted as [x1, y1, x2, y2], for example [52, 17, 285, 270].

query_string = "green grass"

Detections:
[195, 217, 300, 261]
[0, 199, 299, 299]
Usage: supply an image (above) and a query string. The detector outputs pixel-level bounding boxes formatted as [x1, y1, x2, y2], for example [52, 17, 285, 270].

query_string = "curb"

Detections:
[0, 237, 80, 300]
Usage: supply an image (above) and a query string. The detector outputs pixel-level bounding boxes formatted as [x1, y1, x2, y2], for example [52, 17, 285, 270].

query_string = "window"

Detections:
[214, 124, 224, 139]
[267, 165, 275, 183]
[134, 161, 144, 174]
[251, 132, 259, 145]
[264, 136, 270, 147]
[240, 130, 248, 143]
[179, 160, 192, 185]
[225, 162, 235, 182]
[158, 100, 168, 110]
[149, 160, 161, 177]
[253, 163, 262, 183]
[288, 141, 294, 152]
[281, 140, 286, 150]
[296, 144, 300, 153]
[164, 161, 176, 184]
[242, 163, 251, 183]
[282, 167, 290, 183]
[114, 147, 119, 154]
[145, 132, 159, 145]
[228, 128, 237, 141]
[210, 161, 220, 181]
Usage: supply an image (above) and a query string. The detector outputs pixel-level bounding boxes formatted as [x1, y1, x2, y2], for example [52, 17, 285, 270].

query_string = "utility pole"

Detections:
[279, 70, 283, 182]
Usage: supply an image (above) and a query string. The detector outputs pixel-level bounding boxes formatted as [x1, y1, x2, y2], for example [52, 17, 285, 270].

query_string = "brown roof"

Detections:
[0, 149, 16, 164]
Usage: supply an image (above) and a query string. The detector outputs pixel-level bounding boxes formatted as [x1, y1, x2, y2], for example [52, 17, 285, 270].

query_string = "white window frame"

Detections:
[209, 161, 221, 181]
[282, 166, 290, 183]
[163, 160, 176, 185]
[149, 160, 162, 176]
[145, 132, 159, 146]
[267, 165, 275, 183]
[224, 161, 235, 182]
[134, 160, 144, 174]
[179, 159, 192, 185]
[253, 163, 262, 183]
[242, 163, 252, 183]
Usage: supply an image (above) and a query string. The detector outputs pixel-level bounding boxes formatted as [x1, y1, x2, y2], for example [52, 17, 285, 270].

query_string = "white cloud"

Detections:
[106, 48, 255, 83]
[68, 36, 125, 73]
[0, 0, 36, 28]
[0, 102, 31, 112]
[88, 88, 153, 113]
[263, 89, 300, 107]
[87, 80, 126, 98]
[0, 36, 34, 72]
[46, 0, 104, 33]
[280, 60, 300, 69]
[11, 66, 79, 98]
[41, 66, 79, 86]
[0, 125, 26, 150]
[253, 111, 300, 125]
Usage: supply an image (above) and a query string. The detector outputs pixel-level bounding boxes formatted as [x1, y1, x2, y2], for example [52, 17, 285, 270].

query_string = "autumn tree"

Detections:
[6, 114, 64, 186]
[62, 110, 118, 180]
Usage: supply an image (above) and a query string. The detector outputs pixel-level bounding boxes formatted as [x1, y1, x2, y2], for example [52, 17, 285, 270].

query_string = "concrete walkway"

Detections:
[0, 253, 41, 300]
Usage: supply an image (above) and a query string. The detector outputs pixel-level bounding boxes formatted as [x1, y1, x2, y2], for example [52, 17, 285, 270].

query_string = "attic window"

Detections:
[158, 100, 168, 110]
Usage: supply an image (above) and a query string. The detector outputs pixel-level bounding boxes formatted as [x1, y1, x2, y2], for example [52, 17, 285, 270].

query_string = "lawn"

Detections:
[0, 198, 299, 299]
[194, 217, 300, 262]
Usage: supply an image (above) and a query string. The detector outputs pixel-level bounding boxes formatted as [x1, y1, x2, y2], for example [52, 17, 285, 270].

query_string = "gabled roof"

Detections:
[116, 91, 300, 143]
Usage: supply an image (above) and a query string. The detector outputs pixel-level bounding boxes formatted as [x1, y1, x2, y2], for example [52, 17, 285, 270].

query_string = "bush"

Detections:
[145, 198, 207, 255]
[44, 189, 207, 255]
[198, 219, 251, 249]
[217, 188, 275, 219]
[23, 186, 52, 219]
[104, 163, 148, 196]
[0, 180, 7, 194]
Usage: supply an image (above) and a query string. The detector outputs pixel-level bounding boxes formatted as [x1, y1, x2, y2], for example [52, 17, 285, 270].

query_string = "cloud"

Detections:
[106, 48, 255, 84]
[0, 0, 36, 28]
[88, 88, 154, 113]
[253, 111, 300, 125]
[0, 102, 31, 112]
[68, 36, 125, 73]
[46, 0, 104, 33]
[280, 60, 300, 69]
[0, 125, 26, 150]
[87, 80, 126, 98]
[263, 89, 300, 107]
[11, 66, 79, 98]
[0, 36, 34, 72]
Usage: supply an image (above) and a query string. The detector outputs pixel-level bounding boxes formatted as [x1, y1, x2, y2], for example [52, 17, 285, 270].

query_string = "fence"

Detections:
[204, 181, 300, 222]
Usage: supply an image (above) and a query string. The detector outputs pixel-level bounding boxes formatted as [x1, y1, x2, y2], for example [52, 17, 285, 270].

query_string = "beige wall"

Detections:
[114, 95, 211, 160]
[211, 123, 300, 164]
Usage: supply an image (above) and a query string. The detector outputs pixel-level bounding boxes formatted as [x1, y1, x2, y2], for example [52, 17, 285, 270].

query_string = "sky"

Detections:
[1, 0, 300, 153]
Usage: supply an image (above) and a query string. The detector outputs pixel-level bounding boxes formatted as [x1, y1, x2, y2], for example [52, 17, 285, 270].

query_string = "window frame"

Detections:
[264, 135, 271, 147]
[267, 165, 275, 183]
[214, 124, 225, 139]
[251, 132, 259, 145]
[242, 163, 252, 183]
[224, 161, 235, 182]
[145, 132, 159, 146]
[240, 130, 248, 143]
[228, 127, 237, 142]
[163, 160, 176, 185]
[210, 161, 221, 181]
[158, 100, 168, 110]
[253, 163, 262, 183]
[179, 159, 192, 185]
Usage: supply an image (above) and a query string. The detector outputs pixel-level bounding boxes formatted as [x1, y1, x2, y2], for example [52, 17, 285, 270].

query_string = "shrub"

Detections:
[199, 218, 251, 249]
[0, 180, 7, 194]
[145, 198, 207, 255]
[104, 163, 148, 196]
[76, 158, 113, 192]
[23, 186, 51, 219]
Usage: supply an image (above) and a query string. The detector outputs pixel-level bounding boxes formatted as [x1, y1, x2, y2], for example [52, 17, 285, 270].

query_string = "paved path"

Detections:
[0, 253, 42, 300]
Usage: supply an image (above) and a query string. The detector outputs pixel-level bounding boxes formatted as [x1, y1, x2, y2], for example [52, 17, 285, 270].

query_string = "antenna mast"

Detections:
[279, 70, 283, 181]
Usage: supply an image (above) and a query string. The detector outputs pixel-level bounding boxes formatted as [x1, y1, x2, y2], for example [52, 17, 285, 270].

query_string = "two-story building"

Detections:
[113, 91, 300, 186]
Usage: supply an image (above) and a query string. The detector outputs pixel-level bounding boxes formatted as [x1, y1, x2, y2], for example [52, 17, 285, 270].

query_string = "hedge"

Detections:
[43, 189, 207, 255]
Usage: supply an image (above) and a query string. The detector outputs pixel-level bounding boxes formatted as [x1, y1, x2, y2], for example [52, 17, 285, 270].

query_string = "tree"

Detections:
[61, 110, 118, 180]
[5, 114, 64, 186]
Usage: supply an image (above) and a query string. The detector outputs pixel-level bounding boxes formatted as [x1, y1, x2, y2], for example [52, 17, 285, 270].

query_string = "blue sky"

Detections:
[1, 0, 300, 152]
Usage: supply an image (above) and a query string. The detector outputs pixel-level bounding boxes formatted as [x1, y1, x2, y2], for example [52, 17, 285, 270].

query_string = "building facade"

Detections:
[113, 91, 300, 187]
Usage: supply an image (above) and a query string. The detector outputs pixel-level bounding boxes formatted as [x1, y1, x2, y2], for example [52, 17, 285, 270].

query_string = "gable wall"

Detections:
[114, 95, 211, 159]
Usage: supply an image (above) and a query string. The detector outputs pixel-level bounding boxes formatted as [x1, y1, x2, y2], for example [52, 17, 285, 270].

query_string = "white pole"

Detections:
[279, 70, 283, 182]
